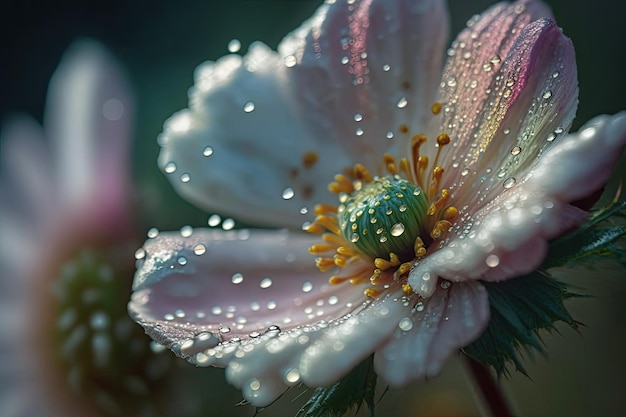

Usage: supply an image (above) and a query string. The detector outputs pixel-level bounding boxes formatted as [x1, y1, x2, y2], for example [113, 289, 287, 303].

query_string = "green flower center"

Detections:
[338, 176, 429, 261]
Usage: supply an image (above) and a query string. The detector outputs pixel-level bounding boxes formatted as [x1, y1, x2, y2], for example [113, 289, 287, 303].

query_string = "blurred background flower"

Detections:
[1, 1, 624, 416]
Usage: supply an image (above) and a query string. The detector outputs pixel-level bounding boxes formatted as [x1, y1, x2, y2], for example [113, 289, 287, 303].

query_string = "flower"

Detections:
[128, 0, 626, 408]
[0, 40, 194, 417]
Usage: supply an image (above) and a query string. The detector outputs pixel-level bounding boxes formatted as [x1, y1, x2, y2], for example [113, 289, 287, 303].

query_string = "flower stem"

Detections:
[462, 354, 514, 417]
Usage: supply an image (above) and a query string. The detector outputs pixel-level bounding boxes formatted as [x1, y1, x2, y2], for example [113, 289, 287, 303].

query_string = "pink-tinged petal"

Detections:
[0, 116, 55, 224]
[281, 0, 449, 160]
[129, 228, 369, 347]
[374, 282, 489, 386]
[526, 113, 626, 200]
[158, 0, 449, 228]
[438, 4, 578, 210]
[45, 39, 134, 226]
[409, 114, 626, 291]
[129, 228, 421, 406]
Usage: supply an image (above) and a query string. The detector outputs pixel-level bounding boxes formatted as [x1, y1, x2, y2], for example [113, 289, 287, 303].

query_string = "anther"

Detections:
[399, 124, 410, 134]
[402, 283, 413, 295]
[430, 220, 452, 240]
[374, 253, 401, 270]
[364, 288, 382, 298]
[431, 102, 442, 115]
[328, 174, 354, 194]
[314, 204, 338, 215]
[442, 206, 459, 221]
[354, 164, 373, 183]
[436, 133, 451, 146]
[383, 154, 397, 175]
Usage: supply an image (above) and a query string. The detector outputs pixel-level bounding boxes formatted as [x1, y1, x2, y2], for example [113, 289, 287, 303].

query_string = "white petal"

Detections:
[45, 39, 133, 213]
[158, 0, 450, 228]
[374, 282, 489, 386]
[407, 113, 626, 294]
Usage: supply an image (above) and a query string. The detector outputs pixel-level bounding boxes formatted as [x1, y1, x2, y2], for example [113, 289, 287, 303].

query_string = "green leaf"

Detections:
[463, 269, 580, 376]
[295, 355, 377, 417]
[543, 200, 626, 269]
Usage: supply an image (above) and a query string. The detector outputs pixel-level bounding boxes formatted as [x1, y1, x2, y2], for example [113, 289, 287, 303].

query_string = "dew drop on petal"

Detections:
[510, 146, 522, 156]
[203, 146, 214, 157]
[503, 177, 516, 189]
[243, 101, 255, 113]
[222, 218, 235, 230]
[486, 254, 500, 267]
[164, 162, 176, 173]
[282, 187, 295, 200]
[398, 317, 413, 331]
[284, 55, 297, 68]
[396, 97, 408, 108]
[232, 273, 244, 284]
[353, 113, 363, 122]
[440, 280, 451, 289]
[212, 306, 222, 315]
[208, 214, 221, 227]
[415, 301, 425, 312]
[180, 173, 191, 183]
[180, 225, 193, 237]
[285, 369, 301, 384]
[547, 132, 557, 142]
[147, 227, 159, 238]
[542, 90, 553, 100]
[386, 131, 394, 139]
[355, 127, 364, 136]
[302, 281, 313, 293]
[134, 248, 145, 260]
[552, 70, 560, 78]
[461, 168, 471, 177]
[382, 64, 391, 71]
[193, 244, 206, 256]
[177, 256, 187, 266]
[260, 278, 273, 289]
[227, 39, 241, 53]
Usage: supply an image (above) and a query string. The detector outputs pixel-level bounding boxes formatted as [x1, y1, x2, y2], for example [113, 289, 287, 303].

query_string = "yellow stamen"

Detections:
[364, 288, 382, 298]
[354, 164, 373, 183]
[414, 236, 427, 258]
[442, 206, 459, 221]
[402, 283, 413, 295]
[312, 214, 341, 235]
[315, 257, 336, 272]
[374, 253, 401, 270]
[431, 102, 442, 115]
[428, 188, 450, 217]
[309, 244, 334, 254]
[428, 166, 445, 201]
[430, 220, 452, 240]
[328, 174, 354, 194]
[383, 154, 397, 175]
[314, 203, 338, 215]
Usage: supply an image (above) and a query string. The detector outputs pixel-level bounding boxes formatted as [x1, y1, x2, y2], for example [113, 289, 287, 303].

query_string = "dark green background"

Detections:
[0, 1, 624, 416]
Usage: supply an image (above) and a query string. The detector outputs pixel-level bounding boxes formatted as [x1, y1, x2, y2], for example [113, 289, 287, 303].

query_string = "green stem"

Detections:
[462, 354, 514, 417]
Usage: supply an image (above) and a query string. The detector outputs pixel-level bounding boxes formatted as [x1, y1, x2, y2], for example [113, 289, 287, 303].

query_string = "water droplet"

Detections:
[282, 187, 295, 200]
[514, 3, 526, 13]
[503, 177, 516, 189]
[208, 214, 221, 227]
[461, 168, 470, 177]
[180, 225, 193, 237]
[398, 317, 413, 331]
[440, 280, 451, 289]
[164, 162, 176, 173]
[222, 218, 235, 230]
[243, 101, 255, 113]
[390, 223, 405, 237]
[379, 235, 388, 243]
[229, 273, 243, 285]
[542, 90, 552, 100]
[177, 256, 187, 266]
[503, 128, 511, 135]
[555, 127, 564, 134]
[284, 55, 297, 68]
[134, 248, 145, 260]
[552, 70, 560, 78]
[386, 131, 394, 139]
[193, 244, 206, 255]
[547, 132, 557, 142]
[510, 146, 522, 156]
[355, 127, 364, 136]
[350, 233, 360, 243]
[353, 113, 363, 122]
[267, 301, 277, 310]
[219, 326, 231, 334]
[227, 39, 241, 53]
[462, 51, 471, 59]
[382, 64, 391, 71]
[491, 55, 502, 64]
[300, 207, 308, 214]
[447, 77, 457, 87]
[211, 306, 222, 315]
[341, 56, 349, 65]
[268, 367, 293, 387]
[203, 146, 213, 157]
[397, 97, 408, 108]
[486, 254, 500, 267]
[302, 281, 313, 293]
[260, 278, 273, 288]
[482, 63, 492, 72]
[415, 302, 425, 312]
[180, 173, 190, 183]
[147, 227, 159, 238]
